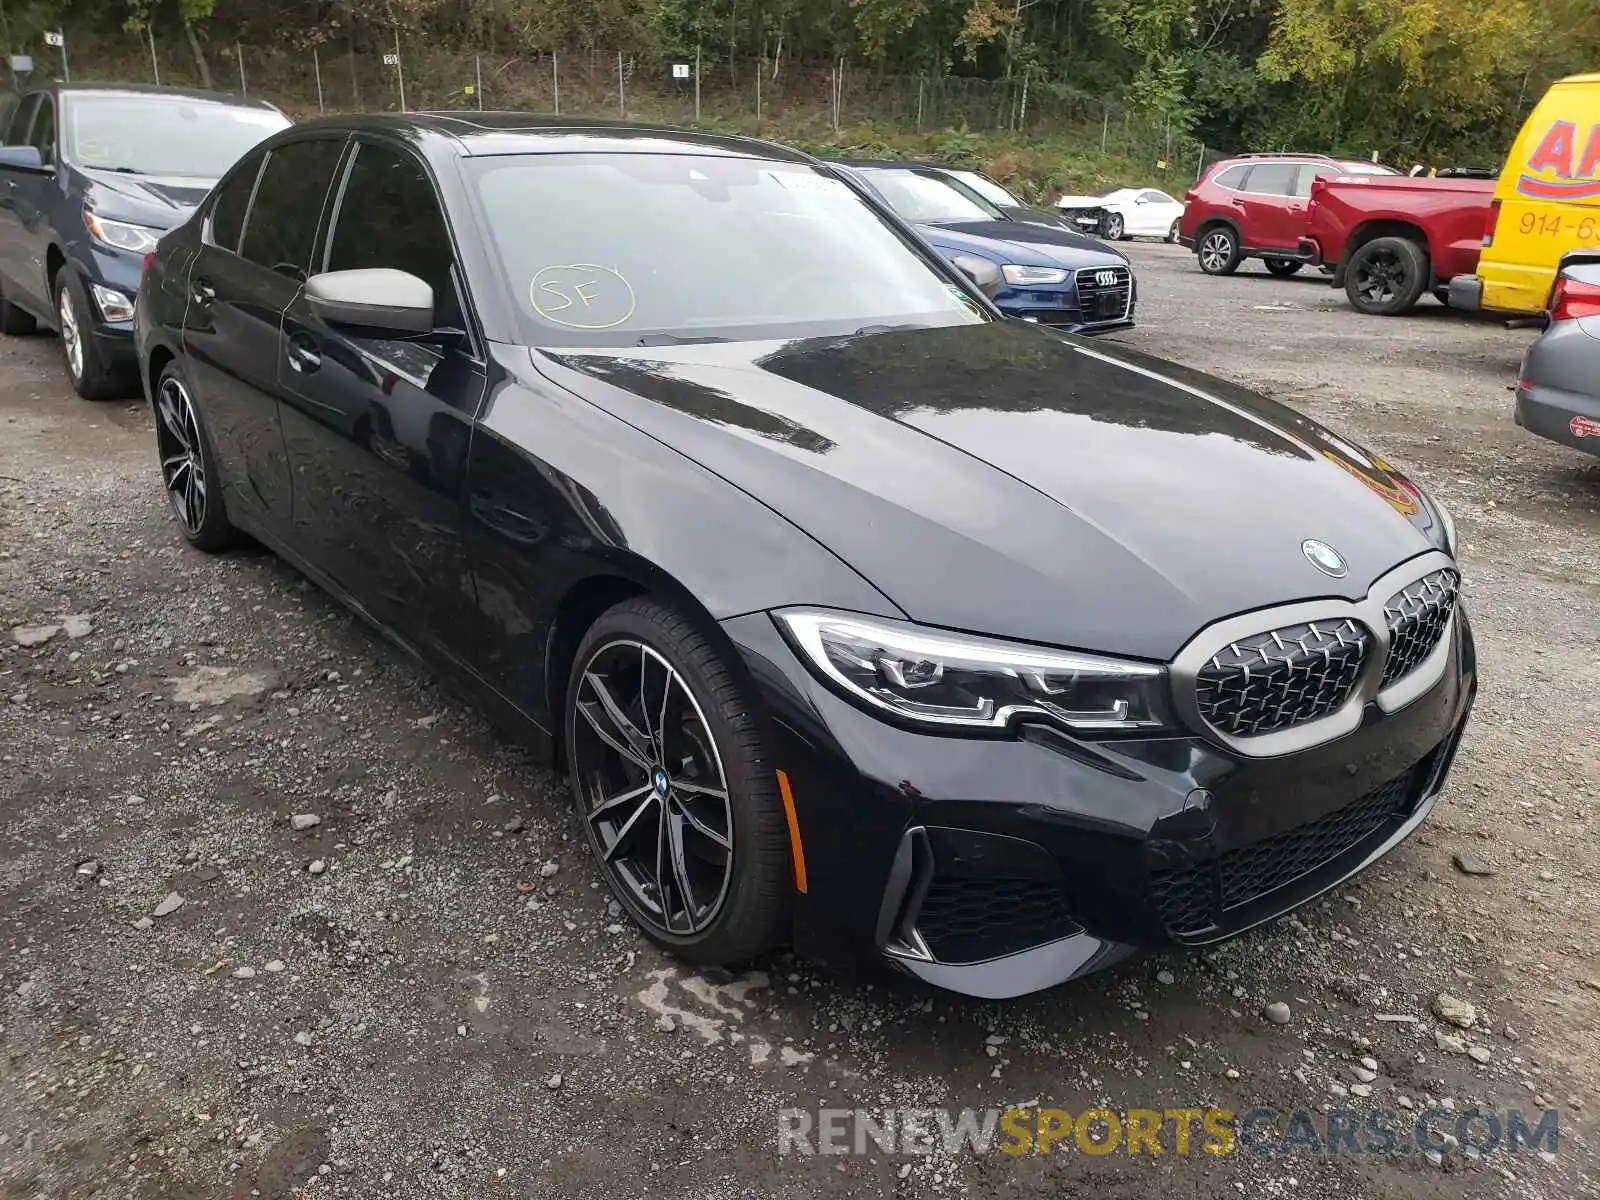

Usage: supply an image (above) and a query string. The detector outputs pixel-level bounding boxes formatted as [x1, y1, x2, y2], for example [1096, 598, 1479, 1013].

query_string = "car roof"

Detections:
[32, 81, 282, 111]
[286, 112, 817, 162]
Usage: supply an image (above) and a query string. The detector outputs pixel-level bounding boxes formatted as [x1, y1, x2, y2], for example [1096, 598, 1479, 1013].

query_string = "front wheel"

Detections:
[1345, 236, 1428, 315]
[1103, 213, 1125, 241]
[1197, 226, 1241, 275]
[56, 267, 128, 401]
[1165, 219, 1180, 244]
[565, 597, 791, 965]
[1264, 258, 1303, 277]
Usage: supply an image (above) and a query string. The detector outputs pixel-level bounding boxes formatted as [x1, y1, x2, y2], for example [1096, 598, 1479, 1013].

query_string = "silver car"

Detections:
[1515, 251, 1600, 456]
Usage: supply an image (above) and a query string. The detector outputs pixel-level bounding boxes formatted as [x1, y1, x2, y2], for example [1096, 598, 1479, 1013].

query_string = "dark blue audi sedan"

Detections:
[0, 82, 288, 399]
[839, 161, 1136, 333]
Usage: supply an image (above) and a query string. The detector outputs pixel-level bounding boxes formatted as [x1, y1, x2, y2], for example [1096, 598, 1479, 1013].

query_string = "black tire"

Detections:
[1103, 212, 1126, 241]
[1264, 258, 1303, 277]
[564, 596, 790, 966]
[1165, 219, 1180, 244]
[1344, 236, 1429, 315]
[1196, 225, 1241, 275]
[153, 360, 239, 553]
[55, 266, 130, 401]
[0, 278, 36, 335]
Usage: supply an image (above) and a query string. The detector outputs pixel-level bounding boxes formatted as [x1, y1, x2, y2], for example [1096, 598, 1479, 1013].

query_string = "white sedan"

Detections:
[1055, 188, 1186, 242]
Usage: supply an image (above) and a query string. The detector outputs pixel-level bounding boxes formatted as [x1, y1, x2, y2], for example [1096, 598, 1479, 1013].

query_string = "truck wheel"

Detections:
[1197, 226, 1241, 275]
[1264, 258, 1303, 277]
[1345, 236, 1428, 315]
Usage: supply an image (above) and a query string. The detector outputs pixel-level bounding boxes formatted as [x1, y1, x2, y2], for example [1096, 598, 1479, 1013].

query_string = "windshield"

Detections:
[863, 168, 1003, 224]
[469, 153, 988, 347]
[950, 170, 1021, 207]
[63, 95, 289, 178]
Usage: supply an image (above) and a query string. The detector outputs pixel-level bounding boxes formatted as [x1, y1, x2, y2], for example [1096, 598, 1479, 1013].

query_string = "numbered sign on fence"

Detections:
[672, 63, 690, 79]
[44, 31, 64, 47]
[383, 53, 400, 66]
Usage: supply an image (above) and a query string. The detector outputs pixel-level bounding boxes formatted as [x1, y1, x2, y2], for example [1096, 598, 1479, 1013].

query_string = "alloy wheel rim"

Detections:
[571, 639, 734, 937]
[155, 377, 207, 535]
[1200, 232, 1231, 270]
[58, 286, 82, 381]
[1107, 216, 1123, 238]
[1355, 250, 1402, 304]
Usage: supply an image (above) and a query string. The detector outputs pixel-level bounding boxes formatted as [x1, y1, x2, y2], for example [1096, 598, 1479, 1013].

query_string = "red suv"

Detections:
[1178, 154, 1399, 276]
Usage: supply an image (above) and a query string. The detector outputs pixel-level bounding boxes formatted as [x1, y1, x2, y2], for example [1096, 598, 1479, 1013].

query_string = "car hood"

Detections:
[920, 221, 1127, 269]
[1056, 194, 1106, 208]
[81, 167, 217, 229]
[998, 203, 1070, 228]
[531, 322, 1446, 659]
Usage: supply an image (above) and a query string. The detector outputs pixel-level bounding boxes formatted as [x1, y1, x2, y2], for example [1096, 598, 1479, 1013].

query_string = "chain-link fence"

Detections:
[8, 28, 1225, 181]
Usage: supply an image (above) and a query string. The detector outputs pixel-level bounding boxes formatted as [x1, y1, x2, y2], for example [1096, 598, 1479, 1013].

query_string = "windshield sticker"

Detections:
[765, 170, 850, 196]
[530, 264, 637, 330]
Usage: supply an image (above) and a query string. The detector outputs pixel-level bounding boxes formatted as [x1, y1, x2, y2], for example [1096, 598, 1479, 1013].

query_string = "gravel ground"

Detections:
[2, 242, 1598, 1199]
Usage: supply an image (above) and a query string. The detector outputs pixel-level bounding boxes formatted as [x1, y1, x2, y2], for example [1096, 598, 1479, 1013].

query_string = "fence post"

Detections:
[1018, 69, 1030, 132]
[1101, 107, 1108, 153]
[147, 27, 160, 85]
[694, 46, 701, 121]
[1194, 142, 1204, 181]
[313, 46, 324, 113]
[394, 31, 406, 112]
[755, 56, 762, 126]
[915, 76, 924, 131]
[475, 54, 483, 110]
[552, 51, 560, 115]
[350, 40, 361, 109]
[237, 41, 246, 94]
[617, 50, 625, 116]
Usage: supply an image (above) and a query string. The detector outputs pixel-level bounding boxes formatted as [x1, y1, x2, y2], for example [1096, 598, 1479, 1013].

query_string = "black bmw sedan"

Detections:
[135, 115, 1474, 1000]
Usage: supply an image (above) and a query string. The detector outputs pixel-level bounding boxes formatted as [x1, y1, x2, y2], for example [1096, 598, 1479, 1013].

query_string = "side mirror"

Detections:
[950, 252, 1001, 300]
[305, 268, 434, 336]
[0, 145, 46, 172]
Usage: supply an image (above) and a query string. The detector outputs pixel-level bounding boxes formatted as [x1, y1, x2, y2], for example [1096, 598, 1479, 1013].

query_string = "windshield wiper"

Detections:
[636, 334, 731, 346]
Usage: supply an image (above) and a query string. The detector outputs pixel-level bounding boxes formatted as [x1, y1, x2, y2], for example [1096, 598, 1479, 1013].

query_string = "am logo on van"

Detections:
[1517, 120, 1600, 200]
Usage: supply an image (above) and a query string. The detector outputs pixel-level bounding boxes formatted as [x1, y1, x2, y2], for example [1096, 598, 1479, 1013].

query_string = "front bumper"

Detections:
[994, 271, 1137, 335]
[722, 602, 1476, 999]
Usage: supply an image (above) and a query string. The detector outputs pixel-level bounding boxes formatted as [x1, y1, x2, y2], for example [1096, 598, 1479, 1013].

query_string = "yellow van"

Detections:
[1448, 71, 1600, 317]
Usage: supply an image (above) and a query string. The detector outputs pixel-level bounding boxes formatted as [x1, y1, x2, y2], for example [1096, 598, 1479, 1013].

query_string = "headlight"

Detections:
[775, 608, 1170, 734]
[83, 212, 161, 255]
[1002, 264, 1069, 286]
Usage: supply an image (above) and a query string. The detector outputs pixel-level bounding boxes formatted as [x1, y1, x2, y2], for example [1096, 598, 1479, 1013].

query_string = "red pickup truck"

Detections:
[1300, 175, 1496, 315]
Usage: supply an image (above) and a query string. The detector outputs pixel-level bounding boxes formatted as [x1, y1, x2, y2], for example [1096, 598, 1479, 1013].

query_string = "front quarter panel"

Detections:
[466, 345, 902, 730]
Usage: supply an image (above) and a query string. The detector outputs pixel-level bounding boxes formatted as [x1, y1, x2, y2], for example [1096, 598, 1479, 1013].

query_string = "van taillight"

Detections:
[1550, 273, 1600, 322]
[1482, 199, 1500, 248]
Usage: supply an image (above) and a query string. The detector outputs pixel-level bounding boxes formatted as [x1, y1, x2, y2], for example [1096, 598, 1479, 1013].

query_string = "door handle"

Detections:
[286, 337, 322, 374]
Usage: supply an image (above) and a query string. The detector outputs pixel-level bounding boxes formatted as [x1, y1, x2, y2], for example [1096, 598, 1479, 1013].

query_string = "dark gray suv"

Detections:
[0, 82, 287, 399]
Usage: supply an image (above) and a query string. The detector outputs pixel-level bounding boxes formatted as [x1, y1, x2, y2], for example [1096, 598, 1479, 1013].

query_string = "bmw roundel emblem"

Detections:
[1302, 539, 1348, 578]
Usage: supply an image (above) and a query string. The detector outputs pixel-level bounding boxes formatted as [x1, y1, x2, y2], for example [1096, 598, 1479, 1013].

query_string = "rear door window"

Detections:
[1295, 165, 1339, 197]
[208, 151, 265, 253]
[238, 137, 346, 279]
[1211, 164, 1249, 190]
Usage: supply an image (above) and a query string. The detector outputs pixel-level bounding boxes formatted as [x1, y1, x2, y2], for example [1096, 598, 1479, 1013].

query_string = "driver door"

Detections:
[274, 136, 485, 669]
